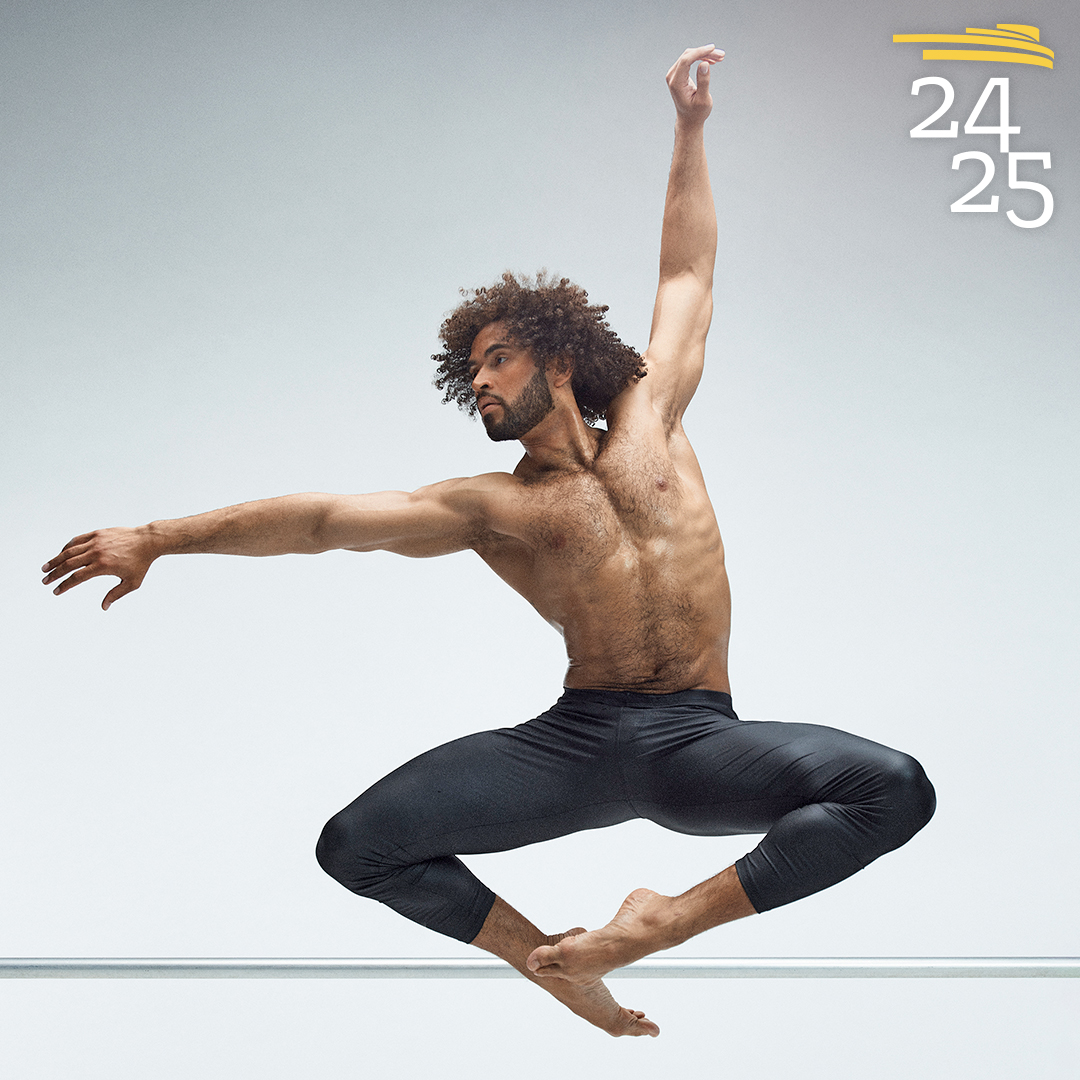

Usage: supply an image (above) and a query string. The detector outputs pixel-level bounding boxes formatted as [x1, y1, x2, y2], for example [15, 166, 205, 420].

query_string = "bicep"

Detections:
[314, 482, 485, 559]
[641, 272, 713, 423]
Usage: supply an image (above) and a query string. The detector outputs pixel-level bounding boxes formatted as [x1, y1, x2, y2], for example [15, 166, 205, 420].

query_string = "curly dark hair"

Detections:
[432, 272, 646, 425]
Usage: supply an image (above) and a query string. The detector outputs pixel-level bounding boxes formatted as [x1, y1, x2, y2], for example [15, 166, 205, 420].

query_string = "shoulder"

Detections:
[417, 471, 532, 543]
[420, 471, 522, 498]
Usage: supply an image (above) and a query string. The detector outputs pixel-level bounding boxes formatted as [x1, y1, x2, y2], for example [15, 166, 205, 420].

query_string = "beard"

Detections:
[481, 364, 555, 442]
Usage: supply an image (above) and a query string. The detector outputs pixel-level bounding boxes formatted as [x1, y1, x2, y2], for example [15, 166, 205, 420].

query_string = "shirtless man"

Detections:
[42, 46, 935, 1037]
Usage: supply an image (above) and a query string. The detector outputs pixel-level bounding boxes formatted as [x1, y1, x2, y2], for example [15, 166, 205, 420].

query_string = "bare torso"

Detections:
[474, 420, 730, 694]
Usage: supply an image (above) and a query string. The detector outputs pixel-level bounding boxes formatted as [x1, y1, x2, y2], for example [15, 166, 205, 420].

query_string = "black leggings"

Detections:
[316, 688, 935, 943]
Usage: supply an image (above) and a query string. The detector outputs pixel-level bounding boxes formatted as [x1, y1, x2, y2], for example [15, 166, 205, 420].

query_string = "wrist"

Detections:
[141, 520, 176, 558]
[674, 115, 707, 139]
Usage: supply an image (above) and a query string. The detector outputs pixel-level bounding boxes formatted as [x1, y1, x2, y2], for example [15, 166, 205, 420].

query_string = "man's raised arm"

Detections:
[41, 478, 510, 610]
[641, 44, 722, 423]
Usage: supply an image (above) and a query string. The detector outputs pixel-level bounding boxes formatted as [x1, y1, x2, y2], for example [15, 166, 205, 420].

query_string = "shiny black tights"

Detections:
[316, 688, 936, 943]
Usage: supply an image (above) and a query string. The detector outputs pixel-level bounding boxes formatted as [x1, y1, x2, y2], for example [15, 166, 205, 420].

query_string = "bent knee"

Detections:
[881, 752, 936, 841]
[314, 812, 352, 882]
[315, 810, 389, 893]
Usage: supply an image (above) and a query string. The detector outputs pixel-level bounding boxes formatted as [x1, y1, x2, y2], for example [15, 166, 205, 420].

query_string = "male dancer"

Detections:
[42, 46, 935, 1037]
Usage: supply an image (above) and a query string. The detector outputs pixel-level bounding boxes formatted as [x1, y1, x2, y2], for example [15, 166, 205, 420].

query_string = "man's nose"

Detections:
[471, 368, 490, 393]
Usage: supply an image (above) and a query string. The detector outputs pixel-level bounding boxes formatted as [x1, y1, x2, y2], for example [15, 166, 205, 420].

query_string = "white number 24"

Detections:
[911, 77, 1019, 151]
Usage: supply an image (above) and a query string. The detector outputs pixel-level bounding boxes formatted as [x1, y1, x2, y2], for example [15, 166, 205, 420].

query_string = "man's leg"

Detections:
[528, 705, 935, 984]
[316, 701, 659, 1035]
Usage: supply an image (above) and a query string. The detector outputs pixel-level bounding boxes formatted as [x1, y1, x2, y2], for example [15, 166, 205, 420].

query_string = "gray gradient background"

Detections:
[2, 0, 1078, 1076]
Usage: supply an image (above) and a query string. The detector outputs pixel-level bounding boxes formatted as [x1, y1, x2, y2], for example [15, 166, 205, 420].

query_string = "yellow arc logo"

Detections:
[893, 24, 1053, 69]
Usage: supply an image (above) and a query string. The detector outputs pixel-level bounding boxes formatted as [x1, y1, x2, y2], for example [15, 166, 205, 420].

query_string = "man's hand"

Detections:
[42, 527, 159, 610]
[666, 44, 724, 125]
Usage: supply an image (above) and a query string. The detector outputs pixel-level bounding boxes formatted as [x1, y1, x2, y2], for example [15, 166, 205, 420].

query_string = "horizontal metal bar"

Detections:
[2, 958, 1078, 979]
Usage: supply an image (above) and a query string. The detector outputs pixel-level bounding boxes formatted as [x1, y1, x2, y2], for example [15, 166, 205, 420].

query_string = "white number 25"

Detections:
[951, 152, 1053, 228]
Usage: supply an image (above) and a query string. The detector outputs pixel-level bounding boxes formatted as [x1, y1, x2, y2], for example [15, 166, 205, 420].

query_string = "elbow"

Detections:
[658, 265, 713, 292]
[300, 493, 338, 554]
[655, 270, 714, 315]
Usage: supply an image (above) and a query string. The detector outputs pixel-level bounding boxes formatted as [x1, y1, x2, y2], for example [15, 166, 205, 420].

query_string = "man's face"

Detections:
[468, 322, 555, 442]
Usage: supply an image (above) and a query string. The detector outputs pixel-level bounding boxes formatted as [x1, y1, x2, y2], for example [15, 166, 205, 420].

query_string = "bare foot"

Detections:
[556, 981, 660, 1038]
[527, 888, 676, 985]
[471, 897, 661, 1037]
[531, 926, 659, 1037]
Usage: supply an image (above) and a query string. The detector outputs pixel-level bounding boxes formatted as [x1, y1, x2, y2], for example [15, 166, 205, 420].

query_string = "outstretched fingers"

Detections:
[41, 526, 155, 608]
[41, 543, 93, 587]
[41, 536, 91, 577]
[47, 564, 101, 596]
[45, 556, 143, 609]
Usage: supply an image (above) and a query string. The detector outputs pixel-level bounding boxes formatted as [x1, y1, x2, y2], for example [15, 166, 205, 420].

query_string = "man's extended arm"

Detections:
[42, 478, 511, 610]
[638, 44, 722, 424]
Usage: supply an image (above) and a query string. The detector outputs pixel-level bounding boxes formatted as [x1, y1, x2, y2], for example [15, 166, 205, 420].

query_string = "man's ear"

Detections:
[551, 354, 575, 388]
